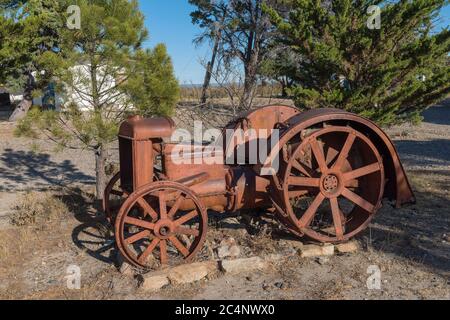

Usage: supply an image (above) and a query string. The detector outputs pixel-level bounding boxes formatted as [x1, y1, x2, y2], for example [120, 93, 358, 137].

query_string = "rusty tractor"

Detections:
[103, 105, 415, 269]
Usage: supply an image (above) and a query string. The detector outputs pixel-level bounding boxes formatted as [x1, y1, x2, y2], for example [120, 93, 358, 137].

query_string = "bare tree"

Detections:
[190, 0, 229, 104]
[220, 0, 274, 109]
[190, 0, 279, 109]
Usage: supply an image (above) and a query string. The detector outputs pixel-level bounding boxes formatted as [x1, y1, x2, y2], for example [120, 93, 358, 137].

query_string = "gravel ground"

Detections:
[0, 100, 448, 300]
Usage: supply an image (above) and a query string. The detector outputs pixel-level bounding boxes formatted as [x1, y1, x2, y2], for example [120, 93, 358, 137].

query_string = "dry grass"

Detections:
[0, 227, 35, 267]
[10, 192, 68, 227]
[179, 84, 284, 103]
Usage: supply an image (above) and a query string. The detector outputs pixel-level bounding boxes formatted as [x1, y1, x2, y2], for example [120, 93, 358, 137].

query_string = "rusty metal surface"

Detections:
[106, 106, 415, 269]
[115, 181, 208, 269]
[119, 115, 175, 140]
[262, 108, 415, 207]
[279, 125, 385, 242]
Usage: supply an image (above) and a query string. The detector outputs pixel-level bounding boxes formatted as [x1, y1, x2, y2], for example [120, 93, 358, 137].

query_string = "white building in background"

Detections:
[9, 64, 127, 112]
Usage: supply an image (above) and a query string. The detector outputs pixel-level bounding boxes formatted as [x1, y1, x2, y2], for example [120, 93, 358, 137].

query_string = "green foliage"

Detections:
[0, 0, 66, 91]
[265, 0, 450, 126]
[126, 45, 180, 117]
[10, 0, 179, 197]
[15, 0, 179, 151]
[259, 46, 299, 96]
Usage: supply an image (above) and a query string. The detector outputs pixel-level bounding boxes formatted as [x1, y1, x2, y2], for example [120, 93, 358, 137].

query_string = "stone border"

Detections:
[118, 241, 359, 292]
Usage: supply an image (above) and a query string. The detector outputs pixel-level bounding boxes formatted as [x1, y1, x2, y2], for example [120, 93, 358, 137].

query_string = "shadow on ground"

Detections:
[394, 139, 450, 167]
[0, 148, 94, 192]
[421, 99, 450, 126]
[57, 188, 118, 265]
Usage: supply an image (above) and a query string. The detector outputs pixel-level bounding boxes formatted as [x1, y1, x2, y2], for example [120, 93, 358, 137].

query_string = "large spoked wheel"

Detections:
[115, 181, 208, 269]
[282, 126, 385, 242]
[103, 172, 128, 224]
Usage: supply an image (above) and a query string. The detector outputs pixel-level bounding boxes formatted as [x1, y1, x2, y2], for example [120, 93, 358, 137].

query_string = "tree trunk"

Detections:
[9, 72, 35, 122]
[242, 61, 258, 109]
[200, 23, 222, 105]
[280, 77, 288, 98]
[95, 146, 107, 200]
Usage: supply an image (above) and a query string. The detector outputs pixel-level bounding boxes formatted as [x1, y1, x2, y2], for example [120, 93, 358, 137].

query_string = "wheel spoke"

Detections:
[124, 216, 155, 230]
[137, 238, 159, 264]
[345, 179, 359, 188]
[333, 133, 356, 170]
[176, 226, 200, 237]
[159, 192, 167, 219]
[168, 192, 185, 218]
[125, 230, 150, 244]
[310, 138, 328, 173]
[330, 198, 344, 240]
[169, 236, 190, 257]
[297, 193, 326, 228]
[341, 188, 375, 213]
[174, 210, 198, 226]
[159, 240, 168, 265]
[291, 159, 313, 177]
[343, 163, 381, 181]
[288, 176, 320, 188]
[136, 198, 158, 221]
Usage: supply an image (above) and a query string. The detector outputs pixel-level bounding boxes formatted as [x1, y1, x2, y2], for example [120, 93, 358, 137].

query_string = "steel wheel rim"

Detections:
[115, 181, 207, 269]
[103, 172, 128, 224]
[282, 126, 385, 242]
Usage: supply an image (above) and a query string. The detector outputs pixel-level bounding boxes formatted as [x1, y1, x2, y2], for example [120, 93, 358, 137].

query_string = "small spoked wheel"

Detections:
[103, 172, 128, 224]
[115, 181, 207, 269]
[282, 126, 385, 242]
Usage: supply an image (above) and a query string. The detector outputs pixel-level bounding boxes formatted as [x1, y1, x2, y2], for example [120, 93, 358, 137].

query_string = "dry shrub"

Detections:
[10, 192, 68, 227]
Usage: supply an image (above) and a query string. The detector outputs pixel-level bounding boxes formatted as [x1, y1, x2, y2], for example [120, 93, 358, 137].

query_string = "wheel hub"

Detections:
[153, 220, 174, 239]
[323, 174, 339, 192]
[320, 172, 343, 197]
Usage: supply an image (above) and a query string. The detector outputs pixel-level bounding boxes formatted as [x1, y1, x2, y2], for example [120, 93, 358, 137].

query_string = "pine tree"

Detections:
[0, 0, 66, 121]
[259, 46, 299, 97]
[15, 0, 179, 199]
[265, 0, 450, 125]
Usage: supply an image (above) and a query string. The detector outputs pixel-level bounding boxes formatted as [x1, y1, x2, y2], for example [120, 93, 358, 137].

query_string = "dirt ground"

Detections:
[0, 100, 449, 300]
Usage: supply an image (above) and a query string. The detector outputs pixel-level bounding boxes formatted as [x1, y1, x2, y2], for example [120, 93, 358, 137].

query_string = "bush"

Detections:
[10, 192, 68, 227]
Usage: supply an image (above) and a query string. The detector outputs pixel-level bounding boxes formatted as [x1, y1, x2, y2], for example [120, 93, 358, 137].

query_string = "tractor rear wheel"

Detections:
[281, 125, 385, 242]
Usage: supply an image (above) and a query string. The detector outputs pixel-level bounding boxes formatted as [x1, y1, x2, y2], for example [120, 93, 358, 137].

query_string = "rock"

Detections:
[299, 244, 334, 258]
[167, 261, 218, 285]
[316, 257, 330, 265]
[274, 281, 284, 289]
[263, 253, 285, 262]
[442, 234, 450, 242]
[220, 257, 268, 274]
[138, 273, 170, 292]
[116, 251, 134, 276]
[280, 238, 304, 250]
[216, 237, 241, 259]
[219, 217, 245, 228]
[335, 241, 359, 254]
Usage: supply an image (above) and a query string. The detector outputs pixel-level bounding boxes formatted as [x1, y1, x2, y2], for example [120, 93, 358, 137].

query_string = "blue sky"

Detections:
[140, 1, 449, 85]
[139, 1, 207, 85]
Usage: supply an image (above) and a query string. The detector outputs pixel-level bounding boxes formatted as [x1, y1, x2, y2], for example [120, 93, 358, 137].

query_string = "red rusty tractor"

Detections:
[103, 105, 415, 269]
